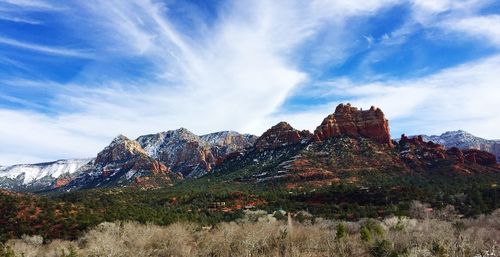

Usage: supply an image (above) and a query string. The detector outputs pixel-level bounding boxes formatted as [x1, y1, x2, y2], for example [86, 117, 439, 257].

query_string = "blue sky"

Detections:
[1, 0, 500, 165]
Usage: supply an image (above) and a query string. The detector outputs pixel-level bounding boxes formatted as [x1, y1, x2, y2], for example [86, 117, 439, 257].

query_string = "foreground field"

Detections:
[2, 208, 499, 257]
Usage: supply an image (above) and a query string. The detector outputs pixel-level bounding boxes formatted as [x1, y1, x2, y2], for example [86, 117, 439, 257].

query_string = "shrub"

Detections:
[360, 226, 372, 242]
[431, 241, 448, 257]
[370, 240, 397, 257]
[0, 245, 15, 257]
[336, 222, 347, 240]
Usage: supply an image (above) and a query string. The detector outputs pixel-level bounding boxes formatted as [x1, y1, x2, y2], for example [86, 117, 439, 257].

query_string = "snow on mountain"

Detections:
[200, 131, 257, 152]
[418, 130, 500, 161]
[65, 135, 180, 190]
[136, 129, 257, 177]
[0, 159, 93, 191]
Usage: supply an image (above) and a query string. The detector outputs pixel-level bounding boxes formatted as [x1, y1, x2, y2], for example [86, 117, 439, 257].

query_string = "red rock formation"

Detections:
[399, 134, 497, 171]
[54, 178, 71, 188]
[446, 147, 465, 164]
[463, 149, 497, 165]
[255, 122, 312, 150]
[314, 104, 393, 146]
[400, 134, 445, 151]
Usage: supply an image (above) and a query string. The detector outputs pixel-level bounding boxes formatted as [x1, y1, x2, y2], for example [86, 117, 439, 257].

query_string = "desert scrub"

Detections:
[6, 209, 500, 257]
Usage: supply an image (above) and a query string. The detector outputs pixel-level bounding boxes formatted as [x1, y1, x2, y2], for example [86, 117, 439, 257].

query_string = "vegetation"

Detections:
[1, 168, 499, 243]
[4, 209, 499, 257]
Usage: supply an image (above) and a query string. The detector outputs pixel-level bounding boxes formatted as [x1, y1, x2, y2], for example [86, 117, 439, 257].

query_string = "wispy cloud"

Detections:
[0, 13, 41, 24]
[1, 0, 500, 165]
[0, 36, 93, 58]
[441, 15, 500, 47]
[0, 0, 62, 10]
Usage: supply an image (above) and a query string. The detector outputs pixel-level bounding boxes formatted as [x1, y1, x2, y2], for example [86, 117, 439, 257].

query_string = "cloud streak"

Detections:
[0, 36, 93, 58]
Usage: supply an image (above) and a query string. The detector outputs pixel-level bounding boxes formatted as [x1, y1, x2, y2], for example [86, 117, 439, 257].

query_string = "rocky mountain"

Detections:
[418, 130, 500, 161]
[137, 129, 256, 177]
[0, 129, 256, 191]
[2, 104, 499, 193]
[65, 135, 181, 190]
[0, 159, 92, 192]
[212, 104, 499, 187]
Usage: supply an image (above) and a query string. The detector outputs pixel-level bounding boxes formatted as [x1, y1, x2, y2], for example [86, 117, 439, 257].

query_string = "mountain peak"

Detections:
[255, 122, 312, 150]
[314, 103, 392, 146]
[97, 135, 147, 164]
[111, 134, 130, 143]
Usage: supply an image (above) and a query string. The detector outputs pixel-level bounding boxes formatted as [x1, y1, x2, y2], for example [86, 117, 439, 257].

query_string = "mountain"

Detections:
[210, 104, 499, 187]
[418, 130, 500, 161]
[0, 130, 256, 191]
[2, 104, 499, 193]
[64, 135, 182, 190]
[137, 129, 257, 177]
[0, 159, 92, 192]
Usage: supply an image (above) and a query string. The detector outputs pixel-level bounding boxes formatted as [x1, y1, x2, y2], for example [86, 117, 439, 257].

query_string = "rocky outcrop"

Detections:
[399, 135, 447, 168]
[137, 129, 256, 177]
[201, 131, 257, 159]
[314, 104, 392, 146]
[418, 130, 500, 162]
[65, 135, 181, 190]
[446, 147, 465, 164]
[398, 134, 497, 171]
[463, 149, 497, 165]
[255, 122, 312, 150]
[95, 135, 147, 164]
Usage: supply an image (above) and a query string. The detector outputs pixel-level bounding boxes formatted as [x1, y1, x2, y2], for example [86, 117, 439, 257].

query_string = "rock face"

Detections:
[314, 104, 392, 146]
[254, 122, 312, 150]
[200, 131, 257, 158]
[66, 135, 180, 190]
[419, 130, 500, 162]
[137, 129, 256, 177]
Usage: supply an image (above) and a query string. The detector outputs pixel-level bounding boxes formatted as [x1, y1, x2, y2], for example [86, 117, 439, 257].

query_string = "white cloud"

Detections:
[0, 0, 61, 10]
[295, 55, 500, 138]
[0, 0, 405, 165]
[1, 0, 500, 165]
[0, 36, 93, 58]
[0, 109, 106, 165]
[441, 15, 500, 47]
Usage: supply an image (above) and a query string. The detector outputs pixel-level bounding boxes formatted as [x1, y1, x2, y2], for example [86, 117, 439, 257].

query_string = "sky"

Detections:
[0, 0, 500, 165]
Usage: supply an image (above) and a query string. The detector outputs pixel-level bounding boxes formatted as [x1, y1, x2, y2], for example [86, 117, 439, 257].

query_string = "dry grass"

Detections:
[6, 209, 500, 257]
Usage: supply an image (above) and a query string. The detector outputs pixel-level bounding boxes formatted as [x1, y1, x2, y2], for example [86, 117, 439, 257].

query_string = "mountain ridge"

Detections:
[1, 104, 499, 192]
[416, 130, 500, 162]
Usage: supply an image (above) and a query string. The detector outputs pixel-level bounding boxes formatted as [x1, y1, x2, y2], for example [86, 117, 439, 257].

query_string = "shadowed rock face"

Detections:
[254, 122, 312, 150]
[314, 104, 392, 147]
[463, 149, 497, 165]
[398, 134, 497, 172]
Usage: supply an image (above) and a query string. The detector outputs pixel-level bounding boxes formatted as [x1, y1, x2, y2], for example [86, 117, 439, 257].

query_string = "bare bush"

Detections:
[7, 209, 500, 257]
